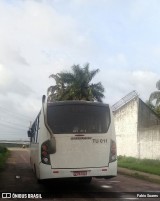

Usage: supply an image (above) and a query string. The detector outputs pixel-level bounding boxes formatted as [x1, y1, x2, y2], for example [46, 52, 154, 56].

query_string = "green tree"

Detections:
[149, 80, 160, 106]
[47, 63, 105, 102]
[147, 80, 160, 117]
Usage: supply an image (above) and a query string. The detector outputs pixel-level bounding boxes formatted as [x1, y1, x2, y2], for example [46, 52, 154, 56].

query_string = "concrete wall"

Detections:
[138, 99, 160, 159]
[138, 126, 160, 159]
[114, 97, 160, 159]
[138, 99, 160, 128]
[113, 97, 139, 157]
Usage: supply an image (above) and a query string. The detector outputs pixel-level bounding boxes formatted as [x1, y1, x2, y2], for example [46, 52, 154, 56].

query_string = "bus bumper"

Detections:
[39, 160, 117, 180]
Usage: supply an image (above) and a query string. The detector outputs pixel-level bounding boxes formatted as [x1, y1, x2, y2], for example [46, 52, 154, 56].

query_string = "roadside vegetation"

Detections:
[118, 156, 160, 176]
[0, 146, 9, 170]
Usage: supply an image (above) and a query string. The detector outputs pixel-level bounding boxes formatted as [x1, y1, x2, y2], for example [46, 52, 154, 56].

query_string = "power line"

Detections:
[0, 131, 26, 134]
[0, 118, 28, 128]
[0, 106, 33, 120]
[0, 122, 27, 131]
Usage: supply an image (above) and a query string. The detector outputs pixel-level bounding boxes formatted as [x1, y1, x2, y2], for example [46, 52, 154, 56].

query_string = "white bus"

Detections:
[28, 95, 117, 183]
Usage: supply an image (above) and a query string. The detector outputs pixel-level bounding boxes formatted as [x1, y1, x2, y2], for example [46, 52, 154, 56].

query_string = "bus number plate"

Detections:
[73, 171, 87, 176]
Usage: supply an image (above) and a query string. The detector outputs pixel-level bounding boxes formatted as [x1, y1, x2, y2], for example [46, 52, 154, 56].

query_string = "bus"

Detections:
[28, 95, 117, 183]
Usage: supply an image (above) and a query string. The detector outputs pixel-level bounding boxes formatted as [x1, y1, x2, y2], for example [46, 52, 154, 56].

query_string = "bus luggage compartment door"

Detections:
[50, 135, 110, 169]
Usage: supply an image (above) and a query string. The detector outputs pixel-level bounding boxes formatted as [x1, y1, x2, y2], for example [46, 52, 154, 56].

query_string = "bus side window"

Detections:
[31, 122, 36, 142]
[35, 116, 39, 143]
[31, 127, 35, 142]
[31, 112, 41, 143]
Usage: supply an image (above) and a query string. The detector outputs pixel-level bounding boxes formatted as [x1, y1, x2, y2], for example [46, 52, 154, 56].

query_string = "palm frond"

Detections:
[47, 85, 58, 95]
[149, 91, 160, 106]
[59, 72, 75, 84]
[49, 74, 62, 85]
[89, 69, 99, 82]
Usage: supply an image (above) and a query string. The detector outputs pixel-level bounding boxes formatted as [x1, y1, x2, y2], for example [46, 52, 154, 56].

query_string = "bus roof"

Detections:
[47, 100, 109, 107]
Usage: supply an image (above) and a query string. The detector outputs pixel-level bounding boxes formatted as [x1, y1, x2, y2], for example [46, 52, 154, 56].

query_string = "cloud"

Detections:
[0, 0, 92, 107]
[0, 64, 11, 88]
[0, 0, 92, 93]
[10, 79, 34, 96]
[7, 49, 29, 66]
[0, 63, 33, 96]
[100, 69, 159, 105]
[0, 0, 159, 140]
[105, 53, 128, 68]
[0, 0, 92, 68]
[71, 0, 109, 6]
[130, 0, 160, 21]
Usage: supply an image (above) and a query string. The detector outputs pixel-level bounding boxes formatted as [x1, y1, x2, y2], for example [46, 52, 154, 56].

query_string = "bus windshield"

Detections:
[47, 102, 110, 134]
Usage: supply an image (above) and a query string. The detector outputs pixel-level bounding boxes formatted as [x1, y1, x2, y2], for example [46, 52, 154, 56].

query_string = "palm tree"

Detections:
[47, 63, 105, 102]
[47, 74, 65, 102]
[149, 80, 160, 107]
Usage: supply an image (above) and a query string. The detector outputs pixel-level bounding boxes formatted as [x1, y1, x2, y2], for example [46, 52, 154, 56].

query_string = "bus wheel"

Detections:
[34, 165, 41, 183]
[79, 177, 92, 184]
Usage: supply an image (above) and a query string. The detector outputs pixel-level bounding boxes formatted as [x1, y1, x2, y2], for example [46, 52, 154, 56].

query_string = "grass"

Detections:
[0, 146, 9, 170]
[118, 155, 160, 176]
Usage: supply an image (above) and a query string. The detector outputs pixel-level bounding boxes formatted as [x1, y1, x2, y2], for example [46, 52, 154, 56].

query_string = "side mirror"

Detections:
[27, 130, 32, 137]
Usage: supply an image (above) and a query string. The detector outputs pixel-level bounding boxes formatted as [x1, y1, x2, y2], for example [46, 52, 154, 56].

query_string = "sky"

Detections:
[0, 0, 160, 140]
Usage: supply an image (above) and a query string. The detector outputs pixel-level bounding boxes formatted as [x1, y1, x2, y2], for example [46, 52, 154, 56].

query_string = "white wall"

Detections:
[114, 98, 139, 157]
[138, 126, 160, 159]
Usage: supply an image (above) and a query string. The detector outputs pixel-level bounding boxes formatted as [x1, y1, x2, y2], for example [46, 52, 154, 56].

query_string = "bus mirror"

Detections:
[42, 95, 46, 104]
[27, 130, 32, 137]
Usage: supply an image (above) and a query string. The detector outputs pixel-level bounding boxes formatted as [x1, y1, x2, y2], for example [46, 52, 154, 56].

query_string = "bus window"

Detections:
[30, 115, 40, 143]
[47, 103, 110, 134]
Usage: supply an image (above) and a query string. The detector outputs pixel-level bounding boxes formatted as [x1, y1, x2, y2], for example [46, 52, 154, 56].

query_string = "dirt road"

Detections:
[0, 148, 159, 200]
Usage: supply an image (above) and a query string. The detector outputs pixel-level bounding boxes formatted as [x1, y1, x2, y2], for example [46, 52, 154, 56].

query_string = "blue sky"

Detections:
[0, 0, 159, 140]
